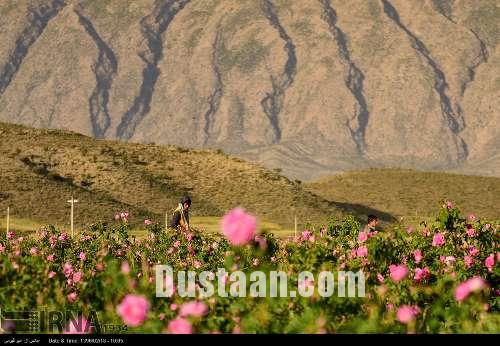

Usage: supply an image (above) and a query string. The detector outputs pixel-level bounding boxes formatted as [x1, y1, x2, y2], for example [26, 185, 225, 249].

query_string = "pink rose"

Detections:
[396, 305, 420, 324]
[389, 264, 408, 282]
[144, 219, 153, 225]
[170, 303, 178, 311]
[356, 246, 368, 258]
[445, 201, 454, 209]
[413, 249, 423, 264]
[121, 261, 130, 274]
[468, 213, 476, 222]
[413, 267, 430, 282]
[73, 271, 82, 283]
[179, 301, 208, 318]
[358, 231, 368, 243]
[30, 247, 39, 255]
[444, 256, 456, 266]
[377, 273, 385, 283]
[466, 228, 476, 237]
[67, 292, 78, 303]
[168, 318, 192, 334]
[406, 226, 414, 234]
[485, 254, 495, 272]
[63, 263, 74, 278]
[464, 255, 474, 268]
[7, 231, 15, 240]
[47, 254, 54, 261]
[301, 230, 314, 242]
[454, 276, 487, 302]
[48, 271, 56, 279]
[432, 233, 445, 247]
[221, 208, 257, 246]
[0, 243, 5, 253]
[116, 294, 150, 327]
[79, 252, 86, 261]
[468, 246, 479, 257]
[120, 212, 129, 222]
[59, 233, 69, 241]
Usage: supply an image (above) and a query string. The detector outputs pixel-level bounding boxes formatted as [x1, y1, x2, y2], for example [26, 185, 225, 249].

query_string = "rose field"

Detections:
[0, 202, 499, 334]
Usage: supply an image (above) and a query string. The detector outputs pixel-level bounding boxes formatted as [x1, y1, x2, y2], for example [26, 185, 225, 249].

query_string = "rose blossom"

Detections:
[466, 228, 476, 237]
[358, 231, 368, 243]
[67, 292, 78, 303]
[413, 249, 423, 264]
[168, 318, 192, 334]
[454, 276, 487, 302]
[413, 267, 430, 282]
[116, 294, 150, 327]
[468, 246, 479, 257]
[389, 264, 408, 282]
[221, 208, 257, 246]
[179, 301, 208, 317]
[432, 233, 445, 247]
[63, 263, 74, 278]
[121, 261, 130, 274]
[356, 246, 368, 258]
[485, 254, 495, 272]
[464, 255, 474, 268]
[396, 305, 420, 324]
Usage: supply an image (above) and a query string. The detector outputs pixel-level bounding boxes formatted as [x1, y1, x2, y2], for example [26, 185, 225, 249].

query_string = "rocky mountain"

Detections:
[0, 0, 499, 180]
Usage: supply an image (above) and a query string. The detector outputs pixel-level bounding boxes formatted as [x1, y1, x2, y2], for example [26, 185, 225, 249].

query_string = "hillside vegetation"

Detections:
[0, 122, 348, 230]
[306, 168, 500, 221]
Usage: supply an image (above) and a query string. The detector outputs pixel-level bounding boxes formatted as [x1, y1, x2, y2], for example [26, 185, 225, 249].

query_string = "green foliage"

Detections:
[0, 204, 498, 333]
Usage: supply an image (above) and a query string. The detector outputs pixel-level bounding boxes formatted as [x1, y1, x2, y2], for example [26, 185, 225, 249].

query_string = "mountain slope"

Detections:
[0, 0, 499, 180]
[0, 121, 353, 229]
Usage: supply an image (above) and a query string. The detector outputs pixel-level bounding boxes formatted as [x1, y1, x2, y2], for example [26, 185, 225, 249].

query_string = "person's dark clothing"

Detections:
[170, 206, 189, 229]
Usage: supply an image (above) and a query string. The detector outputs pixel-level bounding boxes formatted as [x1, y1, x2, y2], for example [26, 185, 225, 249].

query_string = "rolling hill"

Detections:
[306, 168, 500, 221]
[0, 121, 353, 231]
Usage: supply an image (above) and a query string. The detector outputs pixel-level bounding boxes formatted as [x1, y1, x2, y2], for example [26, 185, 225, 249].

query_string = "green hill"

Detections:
[305, 168, 500, 222]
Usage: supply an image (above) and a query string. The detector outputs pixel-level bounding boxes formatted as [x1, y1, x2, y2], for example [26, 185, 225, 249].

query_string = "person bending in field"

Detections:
[170, 195, 191, 231]
[364, 214, 379, 234]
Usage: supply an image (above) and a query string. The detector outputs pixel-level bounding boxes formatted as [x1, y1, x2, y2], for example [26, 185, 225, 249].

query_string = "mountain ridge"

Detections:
[0, 0, 499, 180]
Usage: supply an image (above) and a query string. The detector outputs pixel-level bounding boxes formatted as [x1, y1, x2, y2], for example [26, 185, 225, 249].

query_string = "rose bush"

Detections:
[0, 203, 498, 333]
